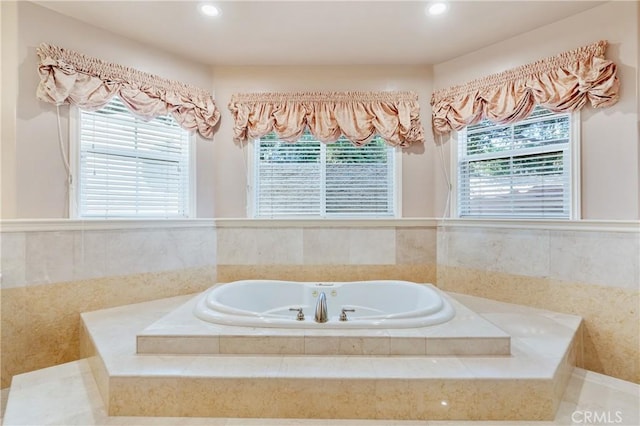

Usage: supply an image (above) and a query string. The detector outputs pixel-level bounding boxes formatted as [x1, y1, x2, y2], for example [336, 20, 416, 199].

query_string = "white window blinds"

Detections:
[457, 107, 573, 218]
[254, 132, 396, 217]
[77, 97, 191, 218]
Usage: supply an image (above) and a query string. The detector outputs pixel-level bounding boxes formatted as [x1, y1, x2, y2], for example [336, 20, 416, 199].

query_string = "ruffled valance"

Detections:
[430, 40, 620, 137]
[228, 91, 424, 147]
[36, 43, 220, 138]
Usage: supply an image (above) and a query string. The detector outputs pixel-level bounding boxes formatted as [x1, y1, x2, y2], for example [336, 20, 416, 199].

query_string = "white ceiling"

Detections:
[35, 0, 605, 66]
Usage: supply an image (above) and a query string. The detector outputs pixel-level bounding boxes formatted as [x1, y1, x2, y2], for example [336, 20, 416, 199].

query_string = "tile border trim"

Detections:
[2, 218, 637, 233]
[0, 219, 217, 232]
[438, 219, 639, 233]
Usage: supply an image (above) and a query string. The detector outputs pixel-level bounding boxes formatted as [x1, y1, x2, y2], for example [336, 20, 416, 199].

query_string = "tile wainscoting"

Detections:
[437, 221, 639, 383]
[1, 218, 638, 388]
[0, 221, 217, 388]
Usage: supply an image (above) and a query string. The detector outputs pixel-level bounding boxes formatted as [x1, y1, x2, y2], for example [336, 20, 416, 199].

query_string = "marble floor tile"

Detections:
[1, 387, 10, 421]
[559, 370, 640, 426]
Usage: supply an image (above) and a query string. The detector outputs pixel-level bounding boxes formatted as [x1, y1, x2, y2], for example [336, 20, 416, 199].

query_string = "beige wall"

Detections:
[432, 1, 639, 220]
[1, 1, 216, 219]
[3, 2, 438, 219]
[2, 1, 437, 220]
[210, 65, 435, 218]
[1, 2, 18, 219]
[4, 2, 636, 221]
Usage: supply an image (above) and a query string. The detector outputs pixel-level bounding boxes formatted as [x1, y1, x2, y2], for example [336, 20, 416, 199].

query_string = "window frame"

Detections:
[69, 101, 197, 219]
[246, 134, 402, 219]
[450, 109, 581, 220]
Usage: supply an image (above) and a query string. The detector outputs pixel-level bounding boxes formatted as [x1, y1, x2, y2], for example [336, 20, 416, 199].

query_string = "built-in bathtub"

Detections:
[193, 280, 456, 328]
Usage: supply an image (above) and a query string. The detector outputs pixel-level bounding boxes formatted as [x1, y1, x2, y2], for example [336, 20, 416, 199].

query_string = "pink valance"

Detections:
[228, 91, 424, 147]
[430, 40, 620, 137]
[36, 43, 220, 138]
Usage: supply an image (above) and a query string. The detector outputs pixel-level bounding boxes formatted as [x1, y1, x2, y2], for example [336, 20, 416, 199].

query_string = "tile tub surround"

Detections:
[215, 223, 436, 266]
[2, 217, 638, 391]
[437, 222, 640, 384]
[216, 264, 436, 285]
[80, 293, 581, 420]
[215, 223, 438, 284]
[0, 222, 217, 288]
[0, 221, 218, 389]
[136, 291, 511, 356]
[0, 219, 436, 389]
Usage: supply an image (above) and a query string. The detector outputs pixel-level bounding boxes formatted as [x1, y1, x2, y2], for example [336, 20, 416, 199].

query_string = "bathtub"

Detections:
[194, 280, 455, 329]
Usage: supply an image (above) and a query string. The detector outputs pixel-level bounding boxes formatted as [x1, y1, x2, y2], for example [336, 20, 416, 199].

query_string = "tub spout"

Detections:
[315, 292, 328, 323]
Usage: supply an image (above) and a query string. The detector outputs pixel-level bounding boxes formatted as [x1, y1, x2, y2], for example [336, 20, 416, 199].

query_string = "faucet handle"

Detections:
[289, 307, 305, 321]
[339, 308, 355, 322]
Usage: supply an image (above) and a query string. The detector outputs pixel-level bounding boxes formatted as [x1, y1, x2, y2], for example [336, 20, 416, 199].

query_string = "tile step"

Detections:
[80, 293, 581, 420]
[135, 293, 511, 356]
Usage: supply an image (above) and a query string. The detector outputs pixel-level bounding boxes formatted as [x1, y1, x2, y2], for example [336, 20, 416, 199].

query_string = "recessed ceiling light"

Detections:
[200, 3, 221, 17]
[427, 2, 448, 16]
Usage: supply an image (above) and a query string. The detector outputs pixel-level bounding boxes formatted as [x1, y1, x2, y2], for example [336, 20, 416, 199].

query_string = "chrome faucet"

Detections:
[289, 307, 305, 321]
[339, 308, 355, 321]
[315, 291, 328, 323]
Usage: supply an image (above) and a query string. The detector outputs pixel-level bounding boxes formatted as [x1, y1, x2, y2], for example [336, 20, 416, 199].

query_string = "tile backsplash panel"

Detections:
[215, 225, 436, 283]
[2, 227, 217, 289]
[437, 224, 639, 383]
[215, 227, 417, 266]
[438, 226, 638, 290]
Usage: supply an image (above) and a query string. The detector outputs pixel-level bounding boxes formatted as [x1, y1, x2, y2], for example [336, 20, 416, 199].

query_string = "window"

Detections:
[73, 97, 193, 218]
[252, 132, 398, 217]
[455, 107, 578, 219]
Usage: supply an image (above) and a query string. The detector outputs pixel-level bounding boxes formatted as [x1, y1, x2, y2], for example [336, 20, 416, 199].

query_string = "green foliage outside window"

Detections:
[259, 131, 388, 164]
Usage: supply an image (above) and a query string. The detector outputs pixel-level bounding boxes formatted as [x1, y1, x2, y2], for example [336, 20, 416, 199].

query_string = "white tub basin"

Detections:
[194, 280, 455, 329]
